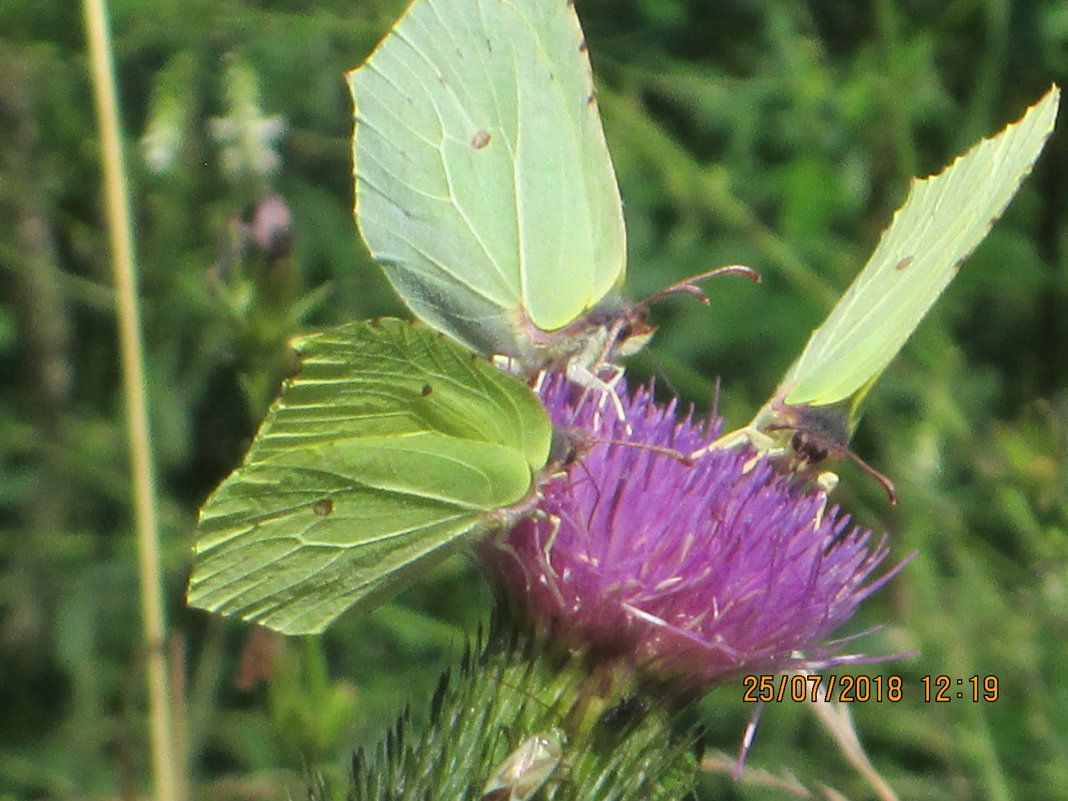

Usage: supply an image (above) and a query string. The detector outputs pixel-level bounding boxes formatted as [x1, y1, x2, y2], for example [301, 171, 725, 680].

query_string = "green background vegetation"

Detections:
[2, 0, 1066, 798]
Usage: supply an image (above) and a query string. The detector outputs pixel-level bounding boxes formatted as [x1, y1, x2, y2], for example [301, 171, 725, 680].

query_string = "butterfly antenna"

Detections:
[636, 264, 761, 310]
[597, 264, 761, 368]
[597, 437, 694, 466]
[844, 449, 898, 505]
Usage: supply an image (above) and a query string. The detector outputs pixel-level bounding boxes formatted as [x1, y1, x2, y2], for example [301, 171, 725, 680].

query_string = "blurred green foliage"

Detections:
[0, 0, 1066, 799]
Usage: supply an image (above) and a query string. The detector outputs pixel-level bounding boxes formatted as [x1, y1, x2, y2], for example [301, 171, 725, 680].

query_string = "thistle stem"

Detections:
[82, 1, 180, 799]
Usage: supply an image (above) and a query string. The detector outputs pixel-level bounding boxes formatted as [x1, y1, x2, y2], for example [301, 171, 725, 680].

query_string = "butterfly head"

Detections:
[760, 396, 897, 504]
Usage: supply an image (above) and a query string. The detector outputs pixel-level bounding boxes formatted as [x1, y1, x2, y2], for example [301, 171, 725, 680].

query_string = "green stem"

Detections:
[873, 0, 918, 180]
[964, 0, 1008, 142]
[81, 1, 180, 800]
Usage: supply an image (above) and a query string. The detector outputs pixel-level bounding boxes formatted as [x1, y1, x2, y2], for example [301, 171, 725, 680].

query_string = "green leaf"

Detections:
[347, 0, 626, 363]
[187, 318, 552, 635]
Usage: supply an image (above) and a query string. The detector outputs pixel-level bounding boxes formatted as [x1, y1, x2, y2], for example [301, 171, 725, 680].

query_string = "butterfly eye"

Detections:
[791, 430, 831, 466]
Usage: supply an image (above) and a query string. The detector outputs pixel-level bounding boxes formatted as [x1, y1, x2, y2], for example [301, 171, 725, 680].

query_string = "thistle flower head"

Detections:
[480, 375, 903, 693]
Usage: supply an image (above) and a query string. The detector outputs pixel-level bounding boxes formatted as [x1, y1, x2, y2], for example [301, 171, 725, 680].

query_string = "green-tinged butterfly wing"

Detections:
[187, 319, 552, 635]
[778, 85, 1059, 411]
[347, 0, 626, 362]
[704, 86, 1059, 498]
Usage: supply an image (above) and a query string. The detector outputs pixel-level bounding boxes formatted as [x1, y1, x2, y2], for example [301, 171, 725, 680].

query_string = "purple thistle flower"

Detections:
[480, 374, 907, 693]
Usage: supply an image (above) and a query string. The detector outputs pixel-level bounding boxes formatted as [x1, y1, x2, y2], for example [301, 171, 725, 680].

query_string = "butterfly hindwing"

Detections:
[187, 319, 552, 634]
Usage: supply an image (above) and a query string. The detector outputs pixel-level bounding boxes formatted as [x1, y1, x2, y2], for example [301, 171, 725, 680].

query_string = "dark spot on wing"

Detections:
[894, 256, 914, 272]
[471, 129, 491, 149]
[421, 384, 433, 397]
[313, 499, 334, 517]
[987, 201, 1011, 232]
[586, 93, 597, 106]
[579, 40, 588, 53]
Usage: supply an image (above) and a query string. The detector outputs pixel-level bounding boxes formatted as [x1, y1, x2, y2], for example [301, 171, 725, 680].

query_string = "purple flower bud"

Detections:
[480, 374, 906, 692]
[251, 194, 293, 260]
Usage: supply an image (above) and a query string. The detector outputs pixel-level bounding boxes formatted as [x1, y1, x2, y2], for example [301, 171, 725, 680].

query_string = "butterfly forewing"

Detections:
[349, 0, 626, 361]
[781, 85, 1059, 408]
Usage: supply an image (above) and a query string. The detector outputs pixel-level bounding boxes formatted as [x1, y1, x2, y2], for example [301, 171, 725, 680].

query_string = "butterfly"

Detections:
[705, 85, 1060, 501]
[347, 0, 754, 404]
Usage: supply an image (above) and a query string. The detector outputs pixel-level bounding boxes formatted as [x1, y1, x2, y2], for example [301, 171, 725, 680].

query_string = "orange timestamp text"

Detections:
[742, 674, 1000, 703]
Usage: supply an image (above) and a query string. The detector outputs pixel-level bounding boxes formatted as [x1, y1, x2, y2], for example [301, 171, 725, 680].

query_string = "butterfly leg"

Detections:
[492, 353, 521, 374]
[540, 514, 563, 577]
[688, 425, 779, 462]
[565, 360, 628, 426]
